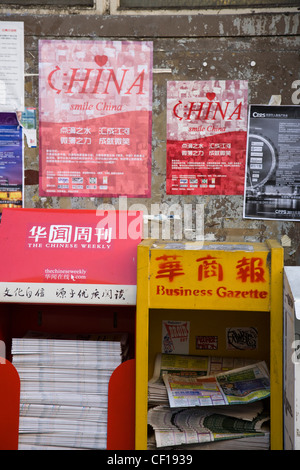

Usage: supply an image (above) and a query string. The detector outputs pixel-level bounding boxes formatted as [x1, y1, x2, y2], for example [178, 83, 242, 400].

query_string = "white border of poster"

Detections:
[244, 105, 300, 221]
[0, 21, 24, 112]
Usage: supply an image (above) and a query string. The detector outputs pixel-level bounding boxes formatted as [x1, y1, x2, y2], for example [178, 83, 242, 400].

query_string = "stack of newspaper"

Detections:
[148, 354, 271, 450]
[12, 331, 129, 450]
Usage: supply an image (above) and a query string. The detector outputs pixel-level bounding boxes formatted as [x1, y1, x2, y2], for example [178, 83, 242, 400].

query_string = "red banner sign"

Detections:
[0, 208, 142, 304]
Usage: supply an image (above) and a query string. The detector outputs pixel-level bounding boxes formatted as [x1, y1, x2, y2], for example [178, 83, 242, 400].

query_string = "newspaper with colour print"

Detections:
[162, 361, 270, 408]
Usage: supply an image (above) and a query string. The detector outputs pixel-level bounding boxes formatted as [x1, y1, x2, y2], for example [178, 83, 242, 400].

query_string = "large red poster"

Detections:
[167, 80, 248, 195]
[39, 40, 153, 198]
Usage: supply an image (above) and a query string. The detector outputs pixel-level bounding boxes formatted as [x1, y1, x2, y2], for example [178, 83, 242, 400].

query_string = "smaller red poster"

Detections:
[166, 80, 248, 195]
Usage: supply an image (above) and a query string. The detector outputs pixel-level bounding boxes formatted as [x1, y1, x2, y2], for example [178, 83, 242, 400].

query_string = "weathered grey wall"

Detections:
[1, 7, 300, 264]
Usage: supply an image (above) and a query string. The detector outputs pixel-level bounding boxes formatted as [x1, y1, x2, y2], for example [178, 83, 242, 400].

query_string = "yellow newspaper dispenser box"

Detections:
[135, 240, 283, 450]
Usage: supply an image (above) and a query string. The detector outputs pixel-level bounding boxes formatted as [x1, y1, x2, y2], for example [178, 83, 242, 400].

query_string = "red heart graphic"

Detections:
[94, 55, 108, 67]
[206, 92, 216, 101]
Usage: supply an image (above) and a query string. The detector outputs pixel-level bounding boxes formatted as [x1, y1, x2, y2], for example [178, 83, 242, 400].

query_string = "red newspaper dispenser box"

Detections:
[0, 357, 20, 450]
[0, 208, 142, 450]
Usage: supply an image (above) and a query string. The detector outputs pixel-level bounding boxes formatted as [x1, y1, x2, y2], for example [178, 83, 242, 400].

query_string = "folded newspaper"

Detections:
[162, 361, 270, 408]
[148, 402, 270, 449]
[148, 355, 270, 449]
[148, 353, 263, 406]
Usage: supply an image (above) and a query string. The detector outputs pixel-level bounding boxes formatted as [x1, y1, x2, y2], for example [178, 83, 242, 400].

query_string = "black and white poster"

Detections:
[244, 105, 300, 221]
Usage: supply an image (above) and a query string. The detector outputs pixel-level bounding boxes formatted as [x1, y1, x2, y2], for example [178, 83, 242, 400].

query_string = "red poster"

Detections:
[0, 208, 142, 305]
[167, 80, 248, 195]
[39, 40, 153, 198]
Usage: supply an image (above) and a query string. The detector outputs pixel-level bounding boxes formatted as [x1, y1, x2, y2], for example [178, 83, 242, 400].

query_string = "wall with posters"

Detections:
[0, 2, 300, 265]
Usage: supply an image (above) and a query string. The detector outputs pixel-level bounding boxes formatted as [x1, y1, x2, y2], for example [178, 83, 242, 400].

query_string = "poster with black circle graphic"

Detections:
[244, 105, 300, 221]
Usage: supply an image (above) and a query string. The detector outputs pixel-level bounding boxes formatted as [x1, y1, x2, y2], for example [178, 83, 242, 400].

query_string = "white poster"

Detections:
[244, 105, 300, 221]
[0, 21, 24, 112]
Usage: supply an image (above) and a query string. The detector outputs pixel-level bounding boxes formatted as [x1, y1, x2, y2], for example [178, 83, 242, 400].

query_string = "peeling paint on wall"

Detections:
[0, 9, 299, 264]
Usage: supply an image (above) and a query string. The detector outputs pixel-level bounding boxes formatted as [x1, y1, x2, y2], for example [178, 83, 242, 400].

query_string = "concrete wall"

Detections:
[1, 2, 300, 264]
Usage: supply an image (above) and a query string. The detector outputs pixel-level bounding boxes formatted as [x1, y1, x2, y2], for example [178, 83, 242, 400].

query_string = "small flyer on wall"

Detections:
[0, 112, 23, 220]
[244, 105, 300, 221]
[39, 39, 153, 198]
[166, 80, 248, 195]
[18, 107, 37, 148]
[162, 320, 190, 354]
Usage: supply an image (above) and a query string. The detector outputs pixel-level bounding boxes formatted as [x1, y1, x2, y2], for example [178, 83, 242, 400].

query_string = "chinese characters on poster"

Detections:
[39, 40, 153, 198]
[166, 80, 248, 195]
[244, 105, 300, 221]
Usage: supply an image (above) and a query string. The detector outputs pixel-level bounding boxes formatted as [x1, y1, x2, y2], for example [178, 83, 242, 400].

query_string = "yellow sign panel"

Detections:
[149, 243, 270, 311]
